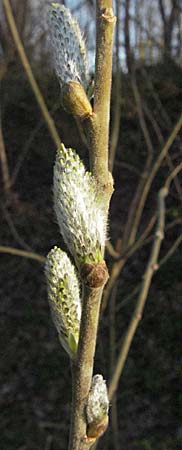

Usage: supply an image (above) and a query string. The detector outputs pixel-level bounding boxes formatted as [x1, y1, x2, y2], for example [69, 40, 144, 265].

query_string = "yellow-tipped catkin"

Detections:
[45, 246, 81, 359]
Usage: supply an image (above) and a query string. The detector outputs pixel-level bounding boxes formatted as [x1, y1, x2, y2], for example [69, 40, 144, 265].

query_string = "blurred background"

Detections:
[0, 1, 182, 450]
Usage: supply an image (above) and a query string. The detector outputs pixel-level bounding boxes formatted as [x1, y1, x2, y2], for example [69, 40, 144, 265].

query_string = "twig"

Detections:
[1, 202, 32, 251]
[159, 234, 182, 268]
[68, 2, 116, 450]
[103, 209, 182, 314]
[143, 101, 182, 201]
[121, 74, 154, 250]
[102, 214, 156, 312]
[109, 0, 122, 172]
[116, 285, 141, 312]
[109, 282, 120, 450]
[127, 113, 182, 247]
[118, 214, 157, 261]
[3, 0, 61, 149]
[44, 435, 53, 450]
[108, 166, 181, 400]
[131, 74, 154, 160]
[114, 160, 141, 177]
[85, 0, 116, 203]
[0, 245, 45, 263]
[69, 287, 104, 450]
[0, 116, 11, 193]
[164, 163, 182, 191]
[108, 187, 166, 399]
[10, 101, 61, 187]
[106, 241, 120, 258]
[141, 67, 182, 153]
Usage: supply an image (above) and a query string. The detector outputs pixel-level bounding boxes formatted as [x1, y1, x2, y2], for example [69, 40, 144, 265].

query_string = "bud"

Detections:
[62, 81, 92, 119]
[45, 246, 81, 359]
[54, 144, 107, 268]
[86, 375, 109, 441]
[48, 3, 89, 92]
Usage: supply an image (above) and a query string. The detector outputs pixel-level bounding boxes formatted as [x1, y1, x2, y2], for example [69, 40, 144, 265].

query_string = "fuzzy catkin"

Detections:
[45, 246, 81, 358]
[48, 3, 89, 91]
[54, 144, 107, 267]
[86, 375, 109, 425]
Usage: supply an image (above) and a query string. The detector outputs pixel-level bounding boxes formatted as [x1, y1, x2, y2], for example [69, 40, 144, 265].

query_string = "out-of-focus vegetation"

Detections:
[0, 1, 182, 450]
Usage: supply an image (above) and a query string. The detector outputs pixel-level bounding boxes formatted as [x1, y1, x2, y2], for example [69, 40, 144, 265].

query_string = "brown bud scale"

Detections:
[80, 261, 109, 288]
[86, 414, 109, 440]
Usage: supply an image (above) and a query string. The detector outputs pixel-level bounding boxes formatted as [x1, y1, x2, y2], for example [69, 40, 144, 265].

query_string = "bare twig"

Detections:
[108, 165, 181, 400]
[106, 241, 120, 258]
[108, 187, 166, 399]
[102, 213, 156, 312]
[126, 113, 182, 247]
[0, 245, 45, 263]
[0, 120, 11, 193]
[44, 435, 53, 450]
[0, 202, 32, 251]
[109, 0, 122, 172]
[3, 0, 61, 149]
[121, 74, 154, 250]
[143, 101, 182, 201]
[109, 282, 120, 450]
[114, 160, 141, 176]
[159, 234, 182, 268]
[116, 285, 141, 313]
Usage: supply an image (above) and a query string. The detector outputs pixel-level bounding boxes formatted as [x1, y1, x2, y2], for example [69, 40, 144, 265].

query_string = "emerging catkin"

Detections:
[54, 144, 107, 267]
[86, 375, 109, 425]
[48, 3, 89, 92]
[45, 246, 81, 359]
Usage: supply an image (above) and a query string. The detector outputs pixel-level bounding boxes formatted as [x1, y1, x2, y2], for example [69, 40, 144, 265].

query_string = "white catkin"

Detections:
[54, 144, 107, 267]
[48, 3, 89, 91]
[86, 375, 109, 424]
[45, 246, 81, 358]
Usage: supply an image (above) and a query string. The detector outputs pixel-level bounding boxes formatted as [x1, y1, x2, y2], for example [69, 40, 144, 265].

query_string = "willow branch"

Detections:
[68, 2, 115, 450]
[85, 0, 116, 206]
[3, 0, 61, 148]
[69, 286, 104, 450]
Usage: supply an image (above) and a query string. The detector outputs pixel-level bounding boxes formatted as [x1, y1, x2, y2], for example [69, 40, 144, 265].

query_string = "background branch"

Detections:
[3, 0, 61, 149]
[108, 185, 166, 400]
[0, 245, 45, 263]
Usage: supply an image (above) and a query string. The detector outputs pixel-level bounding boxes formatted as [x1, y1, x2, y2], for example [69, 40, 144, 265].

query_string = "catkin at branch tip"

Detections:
[48, 2, 89, 92]
[45, 246, 81, 358]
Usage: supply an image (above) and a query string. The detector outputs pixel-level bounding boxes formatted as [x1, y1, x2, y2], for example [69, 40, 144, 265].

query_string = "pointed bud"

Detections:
[86, 375, 109, 441]
[45, 246, 81, 359]
[53, 144, 107, 268]
[62, 81, 92, 119]
[48, 3, 89, 92]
